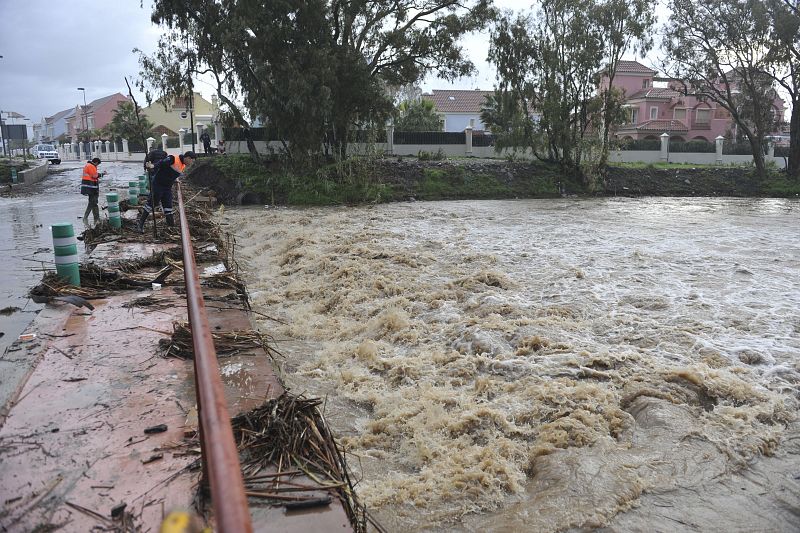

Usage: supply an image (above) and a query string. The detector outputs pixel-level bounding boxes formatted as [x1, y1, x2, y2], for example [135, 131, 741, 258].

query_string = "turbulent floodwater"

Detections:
[224, 197, 800, 531]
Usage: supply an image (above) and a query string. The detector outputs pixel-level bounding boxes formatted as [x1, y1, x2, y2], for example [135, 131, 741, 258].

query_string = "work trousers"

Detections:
[143, 184, 174, 216]
[83, 192, 99, 222]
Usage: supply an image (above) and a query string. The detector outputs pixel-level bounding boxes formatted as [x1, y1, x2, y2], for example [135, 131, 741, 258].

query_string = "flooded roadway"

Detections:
[0, 161, 143, 355]
[224, 197, 800, 531]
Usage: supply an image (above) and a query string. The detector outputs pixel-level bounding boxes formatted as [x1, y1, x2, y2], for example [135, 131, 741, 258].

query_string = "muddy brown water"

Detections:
[225, 197, 800, 532]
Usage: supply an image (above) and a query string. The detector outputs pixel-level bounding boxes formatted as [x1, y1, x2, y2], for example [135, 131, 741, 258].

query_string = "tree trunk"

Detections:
[788, 103, 800, 179]
[243, 129, 260, 164]
[750, 137, 767, 178]
[218, 91, 260, 163]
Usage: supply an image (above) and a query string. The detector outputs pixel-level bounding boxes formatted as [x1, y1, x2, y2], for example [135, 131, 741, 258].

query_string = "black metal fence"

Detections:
[394, 131, 466, 144]
[775, 146, 790, 158]
[618, 139, 661, 151]
[668, 141, 715, 153]
[722, 142, 767, 155]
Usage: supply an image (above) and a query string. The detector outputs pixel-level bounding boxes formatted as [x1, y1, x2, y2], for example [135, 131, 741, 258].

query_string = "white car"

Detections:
[30, 144, 61, 164]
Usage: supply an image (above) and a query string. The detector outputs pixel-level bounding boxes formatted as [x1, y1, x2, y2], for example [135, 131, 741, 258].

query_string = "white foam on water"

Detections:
[224, 197, 800, 531]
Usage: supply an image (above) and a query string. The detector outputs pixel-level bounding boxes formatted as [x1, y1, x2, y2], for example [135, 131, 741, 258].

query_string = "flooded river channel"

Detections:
[225, 197, 800, 531]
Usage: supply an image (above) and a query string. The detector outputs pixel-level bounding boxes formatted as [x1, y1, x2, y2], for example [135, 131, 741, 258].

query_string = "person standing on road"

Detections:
[80, 157, 105, 226]
[137, 151, 197, 232]
[200, 130, 211, 154]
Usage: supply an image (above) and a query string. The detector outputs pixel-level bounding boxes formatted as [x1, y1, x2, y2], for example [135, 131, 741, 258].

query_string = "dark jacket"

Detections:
[151, 156, 181, 188]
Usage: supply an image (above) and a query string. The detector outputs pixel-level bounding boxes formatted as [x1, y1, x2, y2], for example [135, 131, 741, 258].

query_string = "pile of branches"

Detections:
[202, 271, 250, 309]
[28, 256, 179, 301]
[230, 394, 384, 533]
[158, 322, 280, 360]
[29, 273, 110, 301]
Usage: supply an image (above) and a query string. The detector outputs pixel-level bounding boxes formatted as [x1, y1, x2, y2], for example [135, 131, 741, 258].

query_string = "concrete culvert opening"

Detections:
[239, 192, 265, 205]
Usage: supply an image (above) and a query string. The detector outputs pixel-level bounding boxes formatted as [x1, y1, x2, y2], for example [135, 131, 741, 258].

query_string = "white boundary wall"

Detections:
[218, 136, 790, 169]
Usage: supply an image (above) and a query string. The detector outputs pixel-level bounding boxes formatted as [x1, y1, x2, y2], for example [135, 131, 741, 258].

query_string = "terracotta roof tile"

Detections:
[618, 119, 689, 133]
[627, 87, 681, 99]
[424, 90, 494, 114]
[616, 60, 657, 74]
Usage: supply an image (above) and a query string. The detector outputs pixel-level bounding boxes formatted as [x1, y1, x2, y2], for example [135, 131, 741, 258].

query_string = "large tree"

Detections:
[140, 0, 492, 163]
[489, 0, 608, 181]
[765, 0, 800, 177]
[488, 0, 654, 178]
[595, 0, 655, 164]
[663, 0, 782, 178]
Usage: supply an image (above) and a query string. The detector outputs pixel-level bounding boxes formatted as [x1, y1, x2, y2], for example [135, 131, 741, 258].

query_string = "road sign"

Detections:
[179, 111, 188, 119]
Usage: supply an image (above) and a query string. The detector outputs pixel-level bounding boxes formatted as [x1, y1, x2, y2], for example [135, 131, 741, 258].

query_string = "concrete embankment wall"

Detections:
[18, 161, 49, 184]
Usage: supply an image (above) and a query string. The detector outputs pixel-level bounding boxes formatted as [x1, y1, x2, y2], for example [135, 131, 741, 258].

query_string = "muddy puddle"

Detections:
[223, 197, 800, 531]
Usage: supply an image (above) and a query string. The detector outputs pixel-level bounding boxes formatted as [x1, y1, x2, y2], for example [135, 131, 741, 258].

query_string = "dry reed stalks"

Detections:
[158, 322, 280, 360]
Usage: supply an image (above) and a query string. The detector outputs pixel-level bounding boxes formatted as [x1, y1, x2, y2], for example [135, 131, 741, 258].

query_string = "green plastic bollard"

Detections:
[51, 223, 80, 286]
[106, 192, 121, 229]
[128, 180, 139, 206]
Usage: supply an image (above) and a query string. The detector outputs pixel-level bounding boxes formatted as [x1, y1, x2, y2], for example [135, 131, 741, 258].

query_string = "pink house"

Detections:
[66, 93, 128, 138]
[601, 61, 784, 143]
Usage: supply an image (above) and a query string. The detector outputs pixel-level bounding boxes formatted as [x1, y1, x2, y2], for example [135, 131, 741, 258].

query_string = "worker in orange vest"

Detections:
[171, 155, 185, 174]
[80, 157, 106, 226]
[138, 151, 197, 232]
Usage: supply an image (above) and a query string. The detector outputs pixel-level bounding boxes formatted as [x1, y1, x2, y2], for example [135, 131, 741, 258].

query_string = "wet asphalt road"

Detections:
[0, 160, 144, 355]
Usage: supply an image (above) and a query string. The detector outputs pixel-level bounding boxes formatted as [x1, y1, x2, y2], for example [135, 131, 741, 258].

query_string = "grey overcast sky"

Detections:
[0, 1, 162, 124]
[0, 0, 664, 127]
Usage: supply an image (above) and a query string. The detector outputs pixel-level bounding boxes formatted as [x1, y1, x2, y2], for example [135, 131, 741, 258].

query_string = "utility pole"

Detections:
[189, 93, 195, 153]
[0, 110, 7, 158]
[77, 87, 88, 156]
[77, 87, 88, 132]
[0, 55, 6, 158]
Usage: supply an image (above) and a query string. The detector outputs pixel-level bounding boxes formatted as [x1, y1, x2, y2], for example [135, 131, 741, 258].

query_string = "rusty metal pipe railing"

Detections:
[177, 184, 253, 533]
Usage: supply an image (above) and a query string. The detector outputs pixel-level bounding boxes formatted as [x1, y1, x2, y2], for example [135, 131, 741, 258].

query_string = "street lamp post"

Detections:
[0, 55, 6, 158]
[77, 87, 87, 157]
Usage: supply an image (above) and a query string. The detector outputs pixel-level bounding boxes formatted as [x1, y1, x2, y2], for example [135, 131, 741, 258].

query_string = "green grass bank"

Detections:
[186, 155, 800, 206]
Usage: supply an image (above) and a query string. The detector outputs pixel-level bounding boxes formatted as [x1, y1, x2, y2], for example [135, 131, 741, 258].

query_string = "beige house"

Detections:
[142, 92, 217, 136]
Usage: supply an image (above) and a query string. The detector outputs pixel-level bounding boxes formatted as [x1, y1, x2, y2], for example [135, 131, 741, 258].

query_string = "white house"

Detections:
[424, 89, 493, 132]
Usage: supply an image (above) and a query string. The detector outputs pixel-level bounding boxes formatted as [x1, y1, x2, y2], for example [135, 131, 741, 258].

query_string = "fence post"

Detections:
[161, 133, 168, 152]
[715, 135, 724, 164]
[179, 128, 186, 153]
[767, 138, 775, 158]
[146, 137, 155, 153]
[386, 124, 394, 155]
[105, 140, 111, 157]
[465, 126, 473, 156]
[77, 141, 83, 160]
[122, 138, 129, 155]
[660, 132, 669, 162]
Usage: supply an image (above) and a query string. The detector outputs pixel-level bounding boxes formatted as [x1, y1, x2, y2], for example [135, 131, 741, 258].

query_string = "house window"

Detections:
[696, 109, 710, 124]
[673, 108, 686, 120]
[650, 107, 658, 120]
[642, 79, 650, 89]
[630, 108, 639, 124]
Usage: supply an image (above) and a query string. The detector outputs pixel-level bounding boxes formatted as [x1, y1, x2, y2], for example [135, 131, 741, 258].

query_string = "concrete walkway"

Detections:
[0, 202, 352, 531]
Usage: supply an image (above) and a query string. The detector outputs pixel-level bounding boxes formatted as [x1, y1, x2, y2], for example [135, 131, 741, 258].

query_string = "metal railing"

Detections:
[177, 184, 253, 532]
